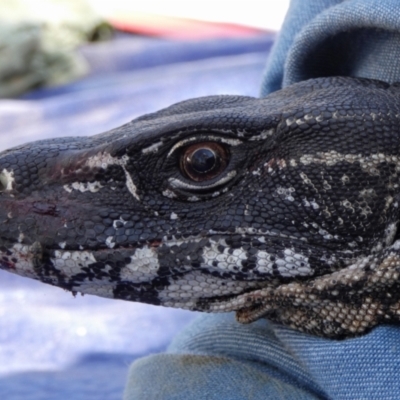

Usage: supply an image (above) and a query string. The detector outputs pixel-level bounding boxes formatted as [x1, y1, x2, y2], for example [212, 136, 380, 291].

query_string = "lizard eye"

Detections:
[162, 135, 242, 199]
[180, 142, 228, 182]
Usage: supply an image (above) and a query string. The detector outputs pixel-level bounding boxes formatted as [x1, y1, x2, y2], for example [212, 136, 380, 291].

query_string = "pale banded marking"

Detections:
[286, 111, 388, 128]
[248, 129, 274, 141]
[63, 181, 103, 193]
[85, 153, 128, 169]
[256, 249, 312, 277]
[299, 151, 400, 176]
[202, 238, 247, 274]
[141, 141, 163, 154]
[52, 250, 96, 275]
[121, 165, 140, 201]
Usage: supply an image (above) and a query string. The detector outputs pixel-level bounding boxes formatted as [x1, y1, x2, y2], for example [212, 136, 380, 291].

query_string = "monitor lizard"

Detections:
[1, 76, 400, 339]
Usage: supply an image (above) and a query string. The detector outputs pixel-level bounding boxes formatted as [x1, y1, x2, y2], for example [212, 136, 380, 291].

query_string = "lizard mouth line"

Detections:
[191, 284, 272, 317]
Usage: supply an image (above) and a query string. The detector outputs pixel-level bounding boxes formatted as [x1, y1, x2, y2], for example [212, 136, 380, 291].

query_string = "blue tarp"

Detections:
[0, 33, 273, 399]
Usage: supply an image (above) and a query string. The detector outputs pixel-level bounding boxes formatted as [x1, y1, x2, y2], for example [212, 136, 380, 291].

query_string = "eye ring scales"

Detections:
[180, 142, 229, 182]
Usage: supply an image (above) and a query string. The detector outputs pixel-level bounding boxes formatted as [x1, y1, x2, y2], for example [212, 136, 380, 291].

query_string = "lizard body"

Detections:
[1, 77, 400, 338]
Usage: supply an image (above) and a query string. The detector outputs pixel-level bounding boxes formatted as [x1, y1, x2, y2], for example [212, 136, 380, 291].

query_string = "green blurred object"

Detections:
[0, 0, 113, 98]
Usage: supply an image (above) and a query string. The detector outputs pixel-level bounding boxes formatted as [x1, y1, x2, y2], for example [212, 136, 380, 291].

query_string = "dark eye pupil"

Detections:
[190, 148, 216, 173]
[180, 141, 229, 182]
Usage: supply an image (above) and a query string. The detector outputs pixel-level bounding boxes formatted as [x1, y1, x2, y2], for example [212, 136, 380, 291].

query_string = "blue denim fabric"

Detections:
[261, 0, 400, 95]
[124, 314, 326, 400]
[125, 1, 400, 399]
[125, 314, 400, 399]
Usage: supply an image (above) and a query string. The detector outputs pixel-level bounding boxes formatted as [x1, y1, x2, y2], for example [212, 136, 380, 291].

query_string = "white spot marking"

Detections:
[105, 236, 115, 248]
[275, 186, 295, 201]
[310, 201, 320, 210]
[120, 246, 160, 282]
[162, 189, 177, 199]
[0, 169, 14, 191]
[341, 199, 355, 213]
[113, 217, 127, 229]
[18, 233, 24, 243]
[341, 174, 350, 184]
[187, 196, 200, 202]
[384, 222, 398, 246]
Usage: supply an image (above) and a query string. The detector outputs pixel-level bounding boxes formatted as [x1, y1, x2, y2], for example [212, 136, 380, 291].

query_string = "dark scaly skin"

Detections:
[1, 77, 400, 338]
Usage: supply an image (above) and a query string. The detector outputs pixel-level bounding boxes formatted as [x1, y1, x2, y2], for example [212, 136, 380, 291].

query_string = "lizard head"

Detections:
[0, 77, 400, 332]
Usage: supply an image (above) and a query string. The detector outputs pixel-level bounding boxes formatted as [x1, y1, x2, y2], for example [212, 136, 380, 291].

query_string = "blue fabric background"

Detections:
[262, 0, 400, 95]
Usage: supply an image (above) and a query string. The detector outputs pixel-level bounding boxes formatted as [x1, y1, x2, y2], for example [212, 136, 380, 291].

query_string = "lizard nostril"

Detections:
[0, 169, 14, 192]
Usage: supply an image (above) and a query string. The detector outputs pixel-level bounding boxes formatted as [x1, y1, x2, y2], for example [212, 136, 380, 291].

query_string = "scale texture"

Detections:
[1, 76, 400, 338]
